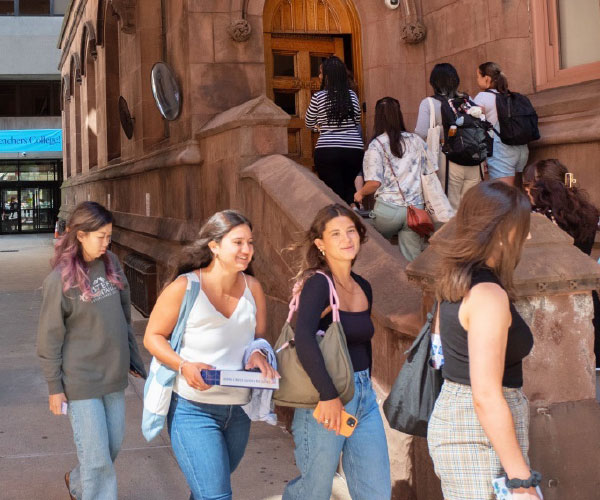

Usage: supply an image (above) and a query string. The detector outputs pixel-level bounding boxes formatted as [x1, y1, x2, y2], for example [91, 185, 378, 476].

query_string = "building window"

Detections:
[0, 81, 60, 116]
[0, 0, 66, 15]
[19, 161, 58, 181]
[0, 1, 14, 15]
[0, 164, 18, 181]
[20, 0, 50, 15]
[0, 161, 59, 181]
[532, 0, 600, 90]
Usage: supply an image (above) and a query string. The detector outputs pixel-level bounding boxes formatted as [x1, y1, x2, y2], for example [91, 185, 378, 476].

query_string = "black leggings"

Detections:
[314, 147, 364, 205]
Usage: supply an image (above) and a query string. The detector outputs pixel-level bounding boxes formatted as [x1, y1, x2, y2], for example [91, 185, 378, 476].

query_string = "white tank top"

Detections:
[173, 271, 256, 405]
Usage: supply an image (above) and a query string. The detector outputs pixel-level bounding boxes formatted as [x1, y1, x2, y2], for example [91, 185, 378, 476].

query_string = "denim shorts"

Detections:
[487, 133, 529, 178]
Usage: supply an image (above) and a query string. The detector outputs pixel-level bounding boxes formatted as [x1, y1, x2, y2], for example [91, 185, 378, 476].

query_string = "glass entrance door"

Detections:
[18, 187, 55, 232]
[1, 188, 19, 233]
[20, 187, 35, 231]
[37, 188, 55, 230]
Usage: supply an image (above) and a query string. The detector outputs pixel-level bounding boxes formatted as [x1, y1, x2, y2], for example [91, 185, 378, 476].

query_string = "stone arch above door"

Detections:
[264, 0, 354, 34]
[263, 0, 362, 167]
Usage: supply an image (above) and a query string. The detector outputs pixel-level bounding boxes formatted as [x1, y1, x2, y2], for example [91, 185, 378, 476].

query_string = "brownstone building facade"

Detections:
[58, 1, 600, 498]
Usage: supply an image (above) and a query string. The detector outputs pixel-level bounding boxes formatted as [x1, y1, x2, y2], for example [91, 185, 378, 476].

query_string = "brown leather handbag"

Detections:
[376, 138, 434, 238]
[406, 204, 434, 237]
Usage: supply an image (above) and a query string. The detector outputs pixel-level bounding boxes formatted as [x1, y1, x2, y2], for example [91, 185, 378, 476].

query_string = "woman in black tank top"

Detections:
[427, 181, 542, 500]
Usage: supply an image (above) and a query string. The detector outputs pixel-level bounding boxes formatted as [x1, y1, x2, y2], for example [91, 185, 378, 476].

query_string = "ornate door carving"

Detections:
[264, 0, 362, 168]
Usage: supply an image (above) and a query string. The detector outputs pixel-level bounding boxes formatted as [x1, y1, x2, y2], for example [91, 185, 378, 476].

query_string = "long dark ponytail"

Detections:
[478, 61, 509, 93]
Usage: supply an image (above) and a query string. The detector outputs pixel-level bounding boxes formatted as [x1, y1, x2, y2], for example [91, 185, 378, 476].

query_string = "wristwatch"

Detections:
[505, 470, 542, 489]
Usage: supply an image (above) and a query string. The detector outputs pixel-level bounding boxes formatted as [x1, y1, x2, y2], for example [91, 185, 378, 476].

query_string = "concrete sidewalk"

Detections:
[0, 234, 351, 500]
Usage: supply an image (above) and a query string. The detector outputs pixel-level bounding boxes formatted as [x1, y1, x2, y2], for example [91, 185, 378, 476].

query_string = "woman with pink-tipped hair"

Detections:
[37, 201, 146, 500]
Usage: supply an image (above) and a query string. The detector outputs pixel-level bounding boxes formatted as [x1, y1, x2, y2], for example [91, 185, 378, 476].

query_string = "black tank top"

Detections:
[439, 267, 533, 388]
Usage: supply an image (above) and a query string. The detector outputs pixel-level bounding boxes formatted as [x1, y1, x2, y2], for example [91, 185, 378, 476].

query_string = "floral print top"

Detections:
[362, 132, 435, 207]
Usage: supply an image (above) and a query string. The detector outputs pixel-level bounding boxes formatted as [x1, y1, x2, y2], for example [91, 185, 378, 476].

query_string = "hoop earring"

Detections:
[319, 248, 325, 256]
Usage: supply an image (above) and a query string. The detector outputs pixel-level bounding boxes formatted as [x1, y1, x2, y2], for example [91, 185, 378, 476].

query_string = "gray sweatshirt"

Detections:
[37, 251, 146, 400]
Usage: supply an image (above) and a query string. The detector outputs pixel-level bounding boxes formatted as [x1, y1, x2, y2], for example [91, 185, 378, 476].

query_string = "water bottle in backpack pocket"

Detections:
[435, 95, 493, 166]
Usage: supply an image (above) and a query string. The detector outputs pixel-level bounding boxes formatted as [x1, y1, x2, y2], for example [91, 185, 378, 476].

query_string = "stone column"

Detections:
[406, 213, 600, 500]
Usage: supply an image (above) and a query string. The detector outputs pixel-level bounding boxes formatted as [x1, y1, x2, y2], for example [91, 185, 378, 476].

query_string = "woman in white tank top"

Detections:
[144, 210, 278, 500]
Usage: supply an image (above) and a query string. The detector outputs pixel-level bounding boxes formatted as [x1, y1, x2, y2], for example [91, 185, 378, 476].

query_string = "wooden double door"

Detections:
[265, 35, 345, 167]
[263, 0, 362, 168]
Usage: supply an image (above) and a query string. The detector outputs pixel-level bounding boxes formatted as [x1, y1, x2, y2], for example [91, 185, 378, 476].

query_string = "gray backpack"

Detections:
[383, 303, 443, 437]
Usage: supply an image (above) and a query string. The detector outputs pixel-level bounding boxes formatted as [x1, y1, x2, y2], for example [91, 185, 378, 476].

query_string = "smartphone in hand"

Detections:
[313, 403, 358, 437]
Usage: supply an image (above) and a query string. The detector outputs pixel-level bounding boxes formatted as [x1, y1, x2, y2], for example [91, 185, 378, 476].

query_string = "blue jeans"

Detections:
[67, 390, 125, 500]
[283, 370, 391, 500]
[167, 393, 251, 500]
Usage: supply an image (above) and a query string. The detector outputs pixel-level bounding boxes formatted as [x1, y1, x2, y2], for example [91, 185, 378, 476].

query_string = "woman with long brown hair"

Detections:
[37, 201, 146, 500]
[144, 210, 277, 500]
[282, 203, 391, 500]
[356, 96, 433, 261]
[428, 182, 542, 499]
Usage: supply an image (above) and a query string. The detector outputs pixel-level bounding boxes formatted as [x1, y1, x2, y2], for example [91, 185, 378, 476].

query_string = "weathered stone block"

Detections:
[485, 37, 535, 95]
[487, 0, 530, 40]
[518, 294, 596, 404]
[188, 12, 215, 63]
[188, 0, 233, 13]
[421, 0, 459, 16]
[424, 0, 490, 63]
[529, 400, 600, 500]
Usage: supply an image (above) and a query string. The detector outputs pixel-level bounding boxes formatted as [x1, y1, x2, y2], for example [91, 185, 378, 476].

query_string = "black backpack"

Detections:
[486, 90, 540, 146]
[434, 95, 493, 167]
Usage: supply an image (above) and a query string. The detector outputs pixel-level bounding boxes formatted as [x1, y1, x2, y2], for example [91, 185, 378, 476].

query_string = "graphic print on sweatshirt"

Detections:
[87, 276, 119, 303]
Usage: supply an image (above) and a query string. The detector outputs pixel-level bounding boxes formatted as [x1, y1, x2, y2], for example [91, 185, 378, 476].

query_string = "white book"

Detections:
[201, 369, 279, 390]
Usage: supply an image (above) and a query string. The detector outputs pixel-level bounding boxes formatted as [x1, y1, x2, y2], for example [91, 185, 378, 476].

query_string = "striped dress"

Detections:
[305, 90, 364, 150]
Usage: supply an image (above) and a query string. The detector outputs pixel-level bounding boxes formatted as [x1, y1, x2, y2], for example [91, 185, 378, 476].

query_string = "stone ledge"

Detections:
[112, 225, 182, 266]
[60, 140, 202, 188]
[407, 213, 600, 298]
[197, 94, 290, 139]
[530, 79, 600, 147]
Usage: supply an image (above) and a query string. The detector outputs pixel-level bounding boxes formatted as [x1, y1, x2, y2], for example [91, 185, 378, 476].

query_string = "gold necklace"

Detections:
[333, 277, 359, 294]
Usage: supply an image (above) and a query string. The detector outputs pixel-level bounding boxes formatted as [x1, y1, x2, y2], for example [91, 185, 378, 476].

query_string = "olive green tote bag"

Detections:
[273, 271, 355, 408]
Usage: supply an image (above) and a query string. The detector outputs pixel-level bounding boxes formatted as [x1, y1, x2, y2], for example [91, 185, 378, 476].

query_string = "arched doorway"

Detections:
[263, 0, 363, 168]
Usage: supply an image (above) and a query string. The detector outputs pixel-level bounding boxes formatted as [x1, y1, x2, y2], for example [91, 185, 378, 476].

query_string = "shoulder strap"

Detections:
[375, 137, 407, 203]
[169, 274, 201, 352]
[315, 271, 340, 322]
[286, 271, 341, 324]
[427, 98, 436, 129]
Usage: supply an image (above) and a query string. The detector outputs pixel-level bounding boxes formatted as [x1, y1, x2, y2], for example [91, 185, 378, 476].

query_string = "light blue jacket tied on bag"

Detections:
[142, 273, 278, 441]
[142, 273, 200, 441]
